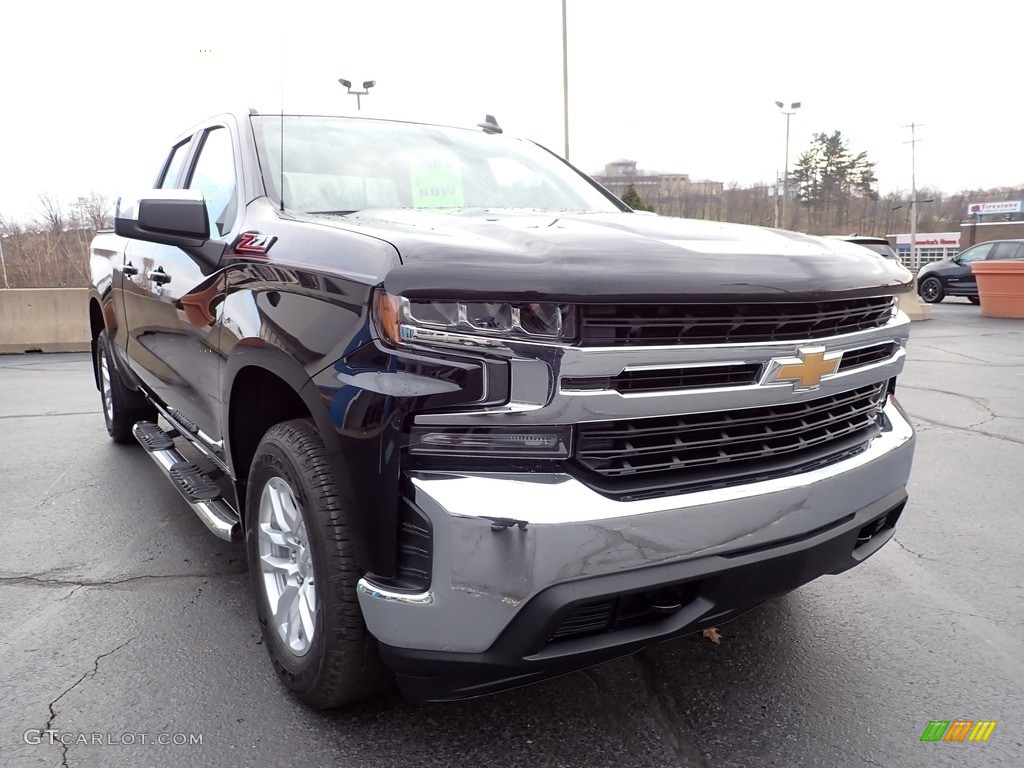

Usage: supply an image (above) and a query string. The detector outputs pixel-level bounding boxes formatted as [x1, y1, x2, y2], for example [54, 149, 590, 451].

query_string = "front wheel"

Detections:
[918, 276, 945, 304]
[246, 419, 390, 708]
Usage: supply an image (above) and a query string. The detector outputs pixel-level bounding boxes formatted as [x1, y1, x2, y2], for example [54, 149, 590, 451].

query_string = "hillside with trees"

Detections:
[0, 194, 111, 288]
[622, 129, 1024, 238]
[618, 180, 1021, 239]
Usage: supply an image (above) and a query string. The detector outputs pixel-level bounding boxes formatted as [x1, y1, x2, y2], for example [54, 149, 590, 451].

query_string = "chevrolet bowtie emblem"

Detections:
[765, 347, 842, 390]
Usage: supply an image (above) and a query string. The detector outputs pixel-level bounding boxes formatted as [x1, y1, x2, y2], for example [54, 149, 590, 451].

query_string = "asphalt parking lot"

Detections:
[1, 300, 1022, 768]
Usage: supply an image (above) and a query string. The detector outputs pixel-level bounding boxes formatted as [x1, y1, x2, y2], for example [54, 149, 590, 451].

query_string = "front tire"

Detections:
[919, 276, 945, 303]
[95, 330, 156, 444]
[246, 419, 390, 708]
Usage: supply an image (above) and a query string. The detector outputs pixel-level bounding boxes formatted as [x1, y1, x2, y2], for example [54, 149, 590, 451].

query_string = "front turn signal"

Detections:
[373, 290, 402, 345]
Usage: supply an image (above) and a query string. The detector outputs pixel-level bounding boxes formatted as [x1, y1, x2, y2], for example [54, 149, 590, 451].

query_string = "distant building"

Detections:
[591, 159, 722, 213]
[592, 159, 684, 200]
[888, 232, 960, 270]
[958, 199, 1024, 248]
[960, 219, 1024, 247]
[888, 223, 1024, 271]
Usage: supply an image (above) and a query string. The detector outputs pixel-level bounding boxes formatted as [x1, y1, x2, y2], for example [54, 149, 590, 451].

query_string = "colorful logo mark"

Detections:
[920, 721, 996, 742]
[764, 348, 841, 391]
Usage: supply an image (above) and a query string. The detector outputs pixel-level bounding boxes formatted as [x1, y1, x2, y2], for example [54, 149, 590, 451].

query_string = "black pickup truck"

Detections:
[88, 111, 916, 707]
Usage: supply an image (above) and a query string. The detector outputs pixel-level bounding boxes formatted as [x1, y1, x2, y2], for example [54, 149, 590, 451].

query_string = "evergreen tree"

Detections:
[621, 183, 653, 212]
[790, 131, 877, 231]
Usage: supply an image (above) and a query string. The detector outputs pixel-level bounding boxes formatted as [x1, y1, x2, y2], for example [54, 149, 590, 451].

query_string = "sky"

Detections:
[1, 0, 1021, 223]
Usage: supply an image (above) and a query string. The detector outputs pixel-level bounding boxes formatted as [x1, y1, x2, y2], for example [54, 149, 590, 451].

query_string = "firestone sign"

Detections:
[967, 200, 1022, 215]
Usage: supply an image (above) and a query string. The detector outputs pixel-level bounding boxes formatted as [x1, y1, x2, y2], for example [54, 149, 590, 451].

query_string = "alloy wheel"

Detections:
[257, 476, 317, 656]
[920, 278, 942, 303]
[99, 351, 113, 424]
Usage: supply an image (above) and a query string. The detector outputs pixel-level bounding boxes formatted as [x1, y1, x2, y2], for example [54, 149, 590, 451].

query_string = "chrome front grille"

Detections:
[574, 383, 888, 495]
[578, 296, 896, 346]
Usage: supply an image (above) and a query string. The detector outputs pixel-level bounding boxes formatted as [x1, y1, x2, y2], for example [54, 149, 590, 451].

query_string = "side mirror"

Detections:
[115, 190, 223, 271]
[116, 190, 209, 244]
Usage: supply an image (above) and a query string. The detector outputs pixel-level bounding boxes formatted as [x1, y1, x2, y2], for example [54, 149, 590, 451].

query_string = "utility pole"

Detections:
[902, 122, 924, 270]
[562, 0, 570, 160]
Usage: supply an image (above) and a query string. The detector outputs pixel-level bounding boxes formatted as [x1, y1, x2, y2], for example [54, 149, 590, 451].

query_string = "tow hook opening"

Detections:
[547, 581, 702, 644]
[853, 500, 905, 557]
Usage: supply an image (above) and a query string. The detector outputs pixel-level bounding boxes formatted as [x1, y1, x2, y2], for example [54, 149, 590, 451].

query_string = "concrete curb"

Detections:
[899, 291, 932, 321]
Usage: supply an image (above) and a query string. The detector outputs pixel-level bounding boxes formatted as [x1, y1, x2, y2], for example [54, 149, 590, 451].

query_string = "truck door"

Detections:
[123, 125, 238, 450]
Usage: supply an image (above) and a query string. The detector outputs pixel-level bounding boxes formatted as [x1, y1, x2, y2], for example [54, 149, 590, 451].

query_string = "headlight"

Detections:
[374, 290, 576, 347]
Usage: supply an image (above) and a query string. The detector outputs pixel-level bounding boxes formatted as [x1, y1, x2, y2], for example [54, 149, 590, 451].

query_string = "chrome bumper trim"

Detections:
[358, 399, 914, 653]
[356, 581, 434, 606]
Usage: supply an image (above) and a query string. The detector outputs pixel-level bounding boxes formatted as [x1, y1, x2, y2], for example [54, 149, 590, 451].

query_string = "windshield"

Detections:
[251, 116, 622, 215]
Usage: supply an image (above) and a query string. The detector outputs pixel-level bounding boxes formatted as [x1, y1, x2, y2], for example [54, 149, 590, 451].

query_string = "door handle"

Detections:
[123, 262, 138, 277]
[148, 268, 171, 285]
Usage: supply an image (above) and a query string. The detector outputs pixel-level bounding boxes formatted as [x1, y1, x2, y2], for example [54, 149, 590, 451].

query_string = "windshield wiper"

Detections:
[309, 210, 360, 216]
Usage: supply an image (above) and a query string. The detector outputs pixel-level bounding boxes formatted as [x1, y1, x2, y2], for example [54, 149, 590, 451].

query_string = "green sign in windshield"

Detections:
[410, 154, 465, 208]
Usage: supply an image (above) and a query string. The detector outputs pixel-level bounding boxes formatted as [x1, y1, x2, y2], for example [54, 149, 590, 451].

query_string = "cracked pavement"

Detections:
[2, 302, 1023, 768]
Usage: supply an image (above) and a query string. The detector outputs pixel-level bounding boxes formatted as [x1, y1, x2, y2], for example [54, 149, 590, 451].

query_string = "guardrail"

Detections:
[0, 288, 91, 353]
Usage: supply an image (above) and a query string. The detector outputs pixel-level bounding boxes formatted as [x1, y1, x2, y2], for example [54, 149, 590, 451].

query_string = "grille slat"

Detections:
[562, 363, 762, 394]
[577, 385, 876, 441]
[837, 342, 899, 371]
[579, 297, 895, 346]
[575, 384, 887, 490]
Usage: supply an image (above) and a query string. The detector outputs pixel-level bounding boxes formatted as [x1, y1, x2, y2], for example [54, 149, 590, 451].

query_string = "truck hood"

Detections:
[298, 209, 912, 302]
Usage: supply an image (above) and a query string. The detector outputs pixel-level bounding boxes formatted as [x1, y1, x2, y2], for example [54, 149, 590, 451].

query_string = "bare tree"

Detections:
[35, 193, 65, 235]
[72, 193, 113, 231]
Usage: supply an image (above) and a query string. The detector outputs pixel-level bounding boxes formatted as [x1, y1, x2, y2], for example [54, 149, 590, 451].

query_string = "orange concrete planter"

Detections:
[971, 261, 1024, 318]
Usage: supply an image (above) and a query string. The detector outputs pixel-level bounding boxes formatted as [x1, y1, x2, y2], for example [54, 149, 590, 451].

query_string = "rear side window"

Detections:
[990, 242, 1024, 260]
[158, 139, 192, 189]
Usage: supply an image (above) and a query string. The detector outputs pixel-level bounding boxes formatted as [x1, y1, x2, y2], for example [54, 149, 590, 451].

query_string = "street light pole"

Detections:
[338, 78, 376, 110]
[775, 100, 801, 229]
[562, 0, 570, 160]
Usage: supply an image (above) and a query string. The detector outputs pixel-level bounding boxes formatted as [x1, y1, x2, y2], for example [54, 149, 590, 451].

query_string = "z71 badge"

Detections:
[233, 232, 277, 255]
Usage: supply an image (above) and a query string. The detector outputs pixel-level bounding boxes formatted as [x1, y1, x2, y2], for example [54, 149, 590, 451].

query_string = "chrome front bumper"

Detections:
[358, 397, 915, 654]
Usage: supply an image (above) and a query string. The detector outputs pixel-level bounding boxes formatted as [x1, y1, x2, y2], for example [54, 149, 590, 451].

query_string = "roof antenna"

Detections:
[477, 114, 502, 134]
